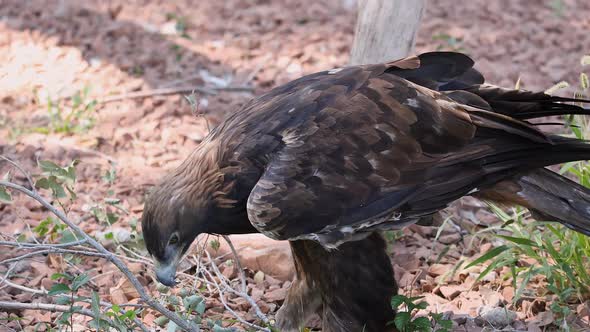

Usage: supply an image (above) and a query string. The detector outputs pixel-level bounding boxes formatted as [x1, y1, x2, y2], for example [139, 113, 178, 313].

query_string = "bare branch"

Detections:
[222, 235, 247, 293]
[98, 85, 254, 104]
[0, 239, 88, 248]
[0, 155, 36, 192]
[0, 180, 198, 331]
[201, 252, 271, 332]
[0, 248, 106, 265]
[204, 250, 270, 326]
[1, 279, 46, 295]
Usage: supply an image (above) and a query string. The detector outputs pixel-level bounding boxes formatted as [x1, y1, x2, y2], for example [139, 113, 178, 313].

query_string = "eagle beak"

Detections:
[154, 247, 183, 287]
[155, 261, 178, 286]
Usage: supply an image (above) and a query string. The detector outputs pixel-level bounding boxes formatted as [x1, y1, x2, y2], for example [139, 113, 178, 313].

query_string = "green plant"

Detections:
[389, 295, 452, 332]
[432, 33, 465, 52]
[468, 55, 590, 328]
[48, 272, 143, 331]
[34, 86, 97, 134]
[165, 13, 191, 39]
[549, 0, 566, 17]
[0, 159, 206, 331]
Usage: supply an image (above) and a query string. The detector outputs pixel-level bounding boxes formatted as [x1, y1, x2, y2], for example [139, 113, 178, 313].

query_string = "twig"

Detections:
[201, 254, 270, 332]
[159, 73, 203, 89]
[0, 264, 17, 288]
[0, 239, 88, 249]
[204, 251, 270, 326]
[0, 155, 35, 192]
[0, 180, 198, 331]
[1, 279, 46, 295]
[0, 248, 106, 265]
[0, 278, 146, 310]
[222, 235, 247, 293]
[242, 54, 272, 85]
[99, 85, 254, 104]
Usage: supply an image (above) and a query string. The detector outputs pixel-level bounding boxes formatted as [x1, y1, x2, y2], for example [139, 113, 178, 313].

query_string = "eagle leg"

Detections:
[275, 276, 321, 332]
[286, 233, 398, 332]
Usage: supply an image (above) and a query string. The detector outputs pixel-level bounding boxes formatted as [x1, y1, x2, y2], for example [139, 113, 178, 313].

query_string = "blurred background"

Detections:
[1, 1, 590, 330]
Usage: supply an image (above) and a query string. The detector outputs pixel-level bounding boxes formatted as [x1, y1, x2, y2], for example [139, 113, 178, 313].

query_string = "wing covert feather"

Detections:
[245, 66, 476, 245]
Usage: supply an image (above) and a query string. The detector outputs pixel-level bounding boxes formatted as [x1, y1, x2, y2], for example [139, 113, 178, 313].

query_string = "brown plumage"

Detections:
[142, 52, 590, 331]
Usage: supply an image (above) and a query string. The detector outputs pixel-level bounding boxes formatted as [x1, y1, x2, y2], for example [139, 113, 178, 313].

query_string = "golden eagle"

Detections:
[142, 52, 590, 331]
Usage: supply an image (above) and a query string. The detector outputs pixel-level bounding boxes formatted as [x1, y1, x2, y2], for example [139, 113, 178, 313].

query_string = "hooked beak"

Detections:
[154, 247, 184, 287]
[155, 261, 178, 286]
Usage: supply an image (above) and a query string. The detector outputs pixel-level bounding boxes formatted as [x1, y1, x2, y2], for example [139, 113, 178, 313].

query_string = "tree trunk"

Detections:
[350, 0, 425, 65]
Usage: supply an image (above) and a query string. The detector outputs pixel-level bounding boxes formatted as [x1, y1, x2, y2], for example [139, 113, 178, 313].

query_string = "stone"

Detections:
[110, 287, 128, 305]
[205, 234, 294, 281]
[439, 285, 464, 300]
[479, 307, 517, 328]
[438, 233, 462, 244]
[253, 271, 265, 285]
[264, 287, 288, 303]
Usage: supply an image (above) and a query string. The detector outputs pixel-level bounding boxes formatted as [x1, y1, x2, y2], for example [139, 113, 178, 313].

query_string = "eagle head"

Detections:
[141, 179, 210, 286]
[141, 142, 249, 286]
[141, 145, 225, 286]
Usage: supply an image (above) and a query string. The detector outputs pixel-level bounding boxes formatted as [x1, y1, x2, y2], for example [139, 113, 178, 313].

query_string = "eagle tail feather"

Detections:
[476, 168, 590, 235]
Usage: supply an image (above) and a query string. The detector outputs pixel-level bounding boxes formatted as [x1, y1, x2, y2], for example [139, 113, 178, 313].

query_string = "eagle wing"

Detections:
[241, 53, 586, 247]
[241, 55, 479, 245]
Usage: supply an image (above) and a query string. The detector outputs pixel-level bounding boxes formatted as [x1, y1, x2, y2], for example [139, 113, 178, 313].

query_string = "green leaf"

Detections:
[154, 316, 170, 327]
[38, 160, 61, 173]
[210, 239, 220, 251]
[167, 295, 180, 306]
[0, 186, 11, 203]
[106, 212, 119, 224]
[497, 235, 538, 247]
[545, 81, 569, 95]
[72, 273, 91, 291]
[48, 283, 71, 295]
[393, 312, 412, 331]
[412, 316, 432, 332]
[66, 185, 77, 200]
[581, 73, 589, 90]
[60, 230, 77, 244]
[35, 177, 51, 189]
[391, 295, 407, 309]
[184, 294, 203, 311]
[121, 309, 136, 320]
[49, 180, 66, 198]
[466, 245, 510, 268]
[91, 291, 101, 330]
[102, 169, 117, 184]
[55, 295, 72, 305]
[414, 301, 428, 311]
[51, 272, 73, 281]
[212, 325, 235, 332]
[475, 261, 498, 283]
[195, 299, 206, 315]
[105, 198, 121, 205]
[59, 312, 72, 325]
[105, 232, 114, 240]
[64, 164, 77, 182]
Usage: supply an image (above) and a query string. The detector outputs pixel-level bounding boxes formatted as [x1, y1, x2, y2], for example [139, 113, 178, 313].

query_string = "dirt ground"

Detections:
[1, 0, 590, 331]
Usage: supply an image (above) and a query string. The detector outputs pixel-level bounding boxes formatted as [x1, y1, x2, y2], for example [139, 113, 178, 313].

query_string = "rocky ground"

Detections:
[1, 0, 590, 331]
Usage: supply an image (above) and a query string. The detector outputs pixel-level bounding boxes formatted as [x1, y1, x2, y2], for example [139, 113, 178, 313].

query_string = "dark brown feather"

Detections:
[142, 51, 590, 331]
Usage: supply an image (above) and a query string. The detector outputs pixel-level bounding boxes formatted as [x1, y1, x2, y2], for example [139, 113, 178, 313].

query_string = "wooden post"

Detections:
[350, 0, 425, 65]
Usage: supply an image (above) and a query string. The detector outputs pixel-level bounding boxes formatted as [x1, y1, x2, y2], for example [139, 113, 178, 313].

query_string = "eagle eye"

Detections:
[168, 233, 179, 246]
